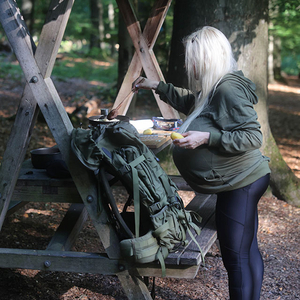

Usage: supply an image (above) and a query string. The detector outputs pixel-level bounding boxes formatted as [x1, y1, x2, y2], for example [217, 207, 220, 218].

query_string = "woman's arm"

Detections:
[132, 76, 159, 91]
[132, 76, 195, 115]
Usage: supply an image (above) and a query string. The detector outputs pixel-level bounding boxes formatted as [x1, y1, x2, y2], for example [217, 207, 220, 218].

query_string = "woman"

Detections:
[132, 26, 270, 300]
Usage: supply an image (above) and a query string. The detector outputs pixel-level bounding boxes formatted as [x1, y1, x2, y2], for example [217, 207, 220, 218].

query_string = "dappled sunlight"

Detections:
[65, 62, 75, 68]
[24, 208, 53, 216]
[268, 76, 300, 178]
[93, 60, 111, 67]
[269, 104, 300, 116]
[258, 197, 300, 240]
[60, 56, 112, 67]
[89, 80, 107, 86]
[268, 82, 300, 95]
[61, 286, 106, 299]
[18, 269, 40, 278]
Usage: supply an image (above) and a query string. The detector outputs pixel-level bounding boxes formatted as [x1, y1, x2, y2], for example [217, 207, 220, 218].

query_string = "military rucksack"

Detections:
[71, 120, 202, 276]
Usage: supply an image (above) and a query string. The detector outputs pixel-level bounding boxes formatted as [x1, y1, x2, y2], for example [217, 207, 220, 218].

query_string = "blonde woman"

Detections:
[133, 26, 270, 300]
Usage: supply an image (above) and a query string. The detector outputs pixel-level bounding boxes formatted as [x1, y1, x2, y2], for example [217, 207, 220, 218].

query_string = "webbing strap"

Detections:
[153, 220, 170, 238]
[96, 170, 102, 214]
[156, 248, 166, 278]
[159, 173, 173, 197]
[159, 172, 177, 205]
[128, 155, 146, 237]
[187, 227, 205, 266]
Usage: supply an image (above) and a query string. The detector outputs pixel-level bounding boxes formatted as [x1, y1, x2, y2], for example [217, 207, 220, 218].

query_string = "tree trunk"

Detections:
[89, 0, 104, 50]
[117, 0, 139, 90]
[117, 10, 135, 90]
[108, 1, 116, 56]
[169, 0, 300, 206]
[268, 25, 275, 83]
[21, 0, 35, 33]
[273, 36, 282, 80]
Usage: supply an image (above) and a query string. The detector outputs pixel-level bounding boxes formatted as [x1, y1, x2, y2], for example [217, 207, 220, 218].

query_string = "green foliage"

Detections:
[282, 55, 300, 76]
[270, 0, 300, 74]
[0, 54, 117, 86]
[9, 0, 173, 76]
[0, 55, 23, 81]
[52, 56, 117, 83]
[64, 0, 91, 41]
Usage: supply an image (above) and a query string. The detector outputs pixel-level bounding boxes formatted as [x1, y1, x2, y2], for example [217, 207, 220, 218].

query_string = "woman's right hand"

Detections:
[173, 131, 210, 149]
[132, 76, 159, 93]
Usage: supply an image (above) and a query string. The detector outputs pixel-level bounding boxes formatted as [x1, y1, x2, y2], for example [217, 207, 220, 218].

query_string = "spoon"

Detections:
[107, 78, 145, 120]
[107, 90, 133, 120]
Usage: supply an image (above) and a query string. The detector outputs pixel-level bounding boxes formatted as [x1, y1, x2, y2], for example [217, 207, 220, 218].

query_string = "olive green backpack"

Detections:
[71, 121, 202, 276]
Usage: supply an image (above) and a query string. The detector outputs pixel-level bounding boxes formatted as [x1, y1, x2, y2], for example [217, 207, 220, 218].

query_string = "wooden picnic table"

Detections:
[0, 0, 217, 299]
[7, 157, 216, 279]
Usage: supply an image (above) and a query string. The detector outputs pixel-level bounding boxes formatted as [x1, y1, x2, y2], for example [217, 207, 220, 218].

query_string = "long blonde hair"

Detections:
[179, 26, 237, 133]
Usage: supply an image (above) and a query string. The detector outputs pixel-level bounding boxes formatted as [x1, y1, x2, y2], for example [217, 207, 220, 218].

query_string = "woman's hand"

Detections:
[132, 76, 159, 93]
[173, 131, 210, 149]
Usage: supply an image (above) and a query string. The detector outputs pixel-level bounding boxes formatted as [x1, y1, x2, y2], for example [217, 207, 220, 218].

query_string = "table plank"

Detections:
[164, 193, 217, 266]
[13, 167, 82, 204]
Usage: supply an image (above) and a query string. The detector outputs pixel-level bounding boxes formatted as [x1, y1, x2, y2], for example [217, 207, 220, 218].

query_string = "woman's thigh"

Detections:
[216, 174, 270, 255]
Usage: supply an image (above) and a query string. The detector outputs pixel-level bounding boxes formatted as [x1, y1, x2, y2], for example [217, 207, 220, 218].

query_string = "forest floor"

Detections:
[0, 72, 299, 300]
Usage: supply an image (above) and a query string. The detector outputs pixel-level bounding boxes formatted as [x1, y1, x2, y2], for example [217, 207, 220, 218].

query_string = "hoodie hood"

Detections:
[218, 70, 258, 104]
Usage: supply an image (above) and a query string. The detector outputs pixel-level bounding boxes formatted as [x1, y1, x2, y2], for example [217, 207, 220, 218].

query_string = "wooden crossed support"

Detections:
[113, 0, 179, 119]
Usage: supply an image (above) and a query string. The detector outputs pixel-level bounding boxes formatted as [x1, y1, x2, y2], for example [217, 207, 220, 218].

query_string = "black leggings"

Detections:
[216, 174, 270, 300]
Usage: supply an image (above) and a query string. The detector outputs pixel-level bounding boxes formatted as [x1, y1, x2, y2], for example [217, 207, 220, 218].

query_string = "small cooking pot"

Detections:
[30, 147, 62, 169]
[88, 115, 129, 127]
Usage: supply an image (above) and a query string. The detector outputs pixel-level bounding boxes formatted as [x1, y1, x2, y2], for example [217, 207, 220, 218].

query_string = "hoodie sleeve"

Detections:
[155, 81, 195, 115]
[208, 80, 263, 154]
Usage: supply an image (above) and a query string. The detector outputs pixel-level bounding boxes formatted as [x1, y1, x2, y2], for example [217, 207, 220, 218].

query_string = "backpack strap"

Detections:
[156, 247, 168, 277]
[119, 154, 146, 237]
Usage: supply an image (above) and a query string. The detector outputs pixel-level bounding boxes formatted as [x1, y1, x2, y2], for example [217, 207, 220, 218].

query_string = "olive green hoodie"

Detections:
[155, 71, 270, 194]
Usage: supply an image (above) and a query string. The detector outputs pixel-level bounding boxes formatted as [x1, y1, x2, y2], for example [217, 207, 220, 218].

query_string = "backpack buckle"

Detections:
[119, 164, 131, 175]
[149, 202, 162, 214]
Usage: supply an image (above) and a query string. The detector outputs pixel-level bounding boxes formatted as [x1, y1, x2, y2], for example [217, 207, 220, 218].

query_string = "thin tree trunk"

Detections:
[21, 0, 35, 33]
[169, 0, 300, 206]
[98, 0, 105, 50]
[117, 11, 134, 90]
[117, 1, 139, 90]
[108, 1, 116, 55]
[90, 0, 104, 50]
[273, 36, 282, 80]
[268, 33, 275, 83]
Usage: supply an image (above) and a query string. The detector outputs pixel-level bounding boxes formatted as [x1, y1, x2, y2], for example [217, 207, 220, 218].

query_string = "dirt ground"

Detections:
[0, 71, 299, 300]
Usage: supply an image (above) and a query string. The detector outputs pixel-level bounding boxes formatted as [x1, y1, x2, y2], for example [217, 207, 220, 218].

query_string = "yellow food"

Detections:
[171, 132, 184, 140]
[143, 128, 153, 135]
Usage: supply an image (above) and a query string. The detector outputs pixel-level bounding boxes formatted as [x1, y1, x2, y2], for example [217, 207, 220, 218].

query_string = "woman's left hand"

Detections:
[173, 131, 210, 149]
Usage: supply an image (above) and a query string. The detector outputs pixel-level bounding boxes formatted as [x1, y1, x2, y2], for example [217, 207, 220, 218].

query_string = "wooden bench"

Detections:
[5, 163, 217, 280]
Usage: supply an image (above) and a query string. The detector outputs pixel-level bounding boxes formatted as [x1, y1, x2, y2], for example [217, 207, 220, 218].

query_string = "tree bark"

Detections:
[273, 36, 282, 80]
[89, 0, 104, 50]
[108, 1, 116, 56]
[117, 11, 134, 90]
[268, 33, 275, 83]
[117, 0, 139, 91]
[169, 0, 300, 206]
[21, 0, 35, 33]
